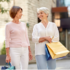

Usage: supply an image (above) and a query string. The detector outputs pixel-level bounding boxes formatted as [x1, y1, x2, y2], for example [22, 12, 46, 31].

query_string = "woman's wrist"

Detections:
[29, 49, 31, 53]
[28, 46, 31, 52]
[6, 53, 10, 56]
[6, 48, 10, 56]
[44, 37, 47, 41]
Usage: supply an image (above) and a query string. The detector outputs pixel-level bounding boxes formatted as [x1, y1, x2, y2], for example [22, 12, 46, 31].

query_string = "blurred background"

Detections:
[0, 0, 70, 69]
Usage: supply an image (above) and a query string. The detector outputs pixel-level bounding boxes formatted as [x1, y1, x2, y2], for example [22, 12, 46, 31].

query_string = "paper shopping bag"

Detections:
[45, 44, 52, 60]
[46, 42, 69, 59]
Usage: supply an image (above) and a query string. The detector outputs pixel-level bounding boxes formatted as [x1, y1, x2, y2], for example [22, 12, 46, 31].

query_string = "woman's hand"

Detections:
[28, 46, 33, 61]
[39, 39, 46, 43]
[6, 54, 11, 63]
[29, 52, 33, 61]
[45, 36, 52, 43]
[39, 37, 46, 43]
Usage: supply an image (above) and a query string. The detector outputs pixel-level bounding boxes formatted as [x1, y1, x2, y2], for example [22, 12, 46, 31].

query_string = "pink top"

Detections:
[5, 22, 30, 48]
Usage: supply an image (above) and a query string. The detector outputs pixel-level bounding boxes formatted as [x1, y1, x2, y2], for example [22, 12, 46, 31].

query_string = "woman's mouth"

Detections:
[40, 16, 43, 18]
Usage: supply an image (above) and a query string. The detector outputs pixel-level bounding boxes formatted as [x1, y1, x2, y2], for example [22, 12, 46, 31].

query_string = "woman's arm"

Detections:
[5, 24, 11, 63]
[6, 48, 10, 55]
[25, 23, 33, 60]
[5, 24, 10, 48]
[39, 37, 46, 43]
[32, 25, 52, 43]
[39, 23, 59, 43]
[32, 25, 46, 43]
[28, 46, 33, 60]
[52, 24, 59, 42]
[6, 48, 11, 63]
[32, 25, 40, 43]
[39, 36, 52, 43]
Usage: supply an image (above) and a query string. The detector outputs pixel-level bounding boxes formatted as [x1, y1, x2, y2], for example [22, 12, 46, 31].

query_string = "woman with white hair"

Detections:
[32, 7, 59, 69]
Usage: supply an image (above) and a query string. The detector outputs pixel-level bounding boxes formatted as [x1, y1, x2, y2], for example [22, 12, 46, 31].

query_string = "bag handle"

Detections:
[6, 62, 11, 67]
[51, 36, 54, 40]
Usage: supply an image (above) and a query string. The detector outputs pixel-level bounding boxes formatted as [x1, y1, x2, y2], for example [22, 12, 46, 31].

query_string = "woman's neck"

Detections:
[12, 17, 20, 24]
[41, 19, 48, 24]
[41, 19, 49, 28]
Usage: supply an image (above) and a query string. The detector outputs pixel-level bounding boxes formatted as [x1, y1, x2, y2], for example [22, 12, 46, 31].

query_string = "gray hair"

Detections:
[37, 7, 49, 15]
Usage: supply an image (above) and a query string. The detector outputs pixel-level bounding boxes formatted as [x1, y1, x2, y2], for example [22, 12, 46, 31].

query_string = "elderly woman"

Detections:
[32, 7, 59, 70]
[5, 6, 32, 70]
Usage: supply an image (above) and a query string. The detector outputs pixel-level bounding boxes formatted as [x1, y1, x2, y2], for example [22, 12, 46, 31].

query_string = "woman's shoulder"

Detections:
[33, 22, 41, 27]
[21, 22, 25, 23]
[49, 22, 57, 27]
[6, 22, 12, 26]
[21, 22, 26, 25]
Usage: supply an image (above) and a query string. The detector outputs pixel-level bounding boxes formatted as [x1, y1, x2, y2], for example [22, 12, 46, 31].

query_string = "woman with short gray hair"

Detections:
[32, 7, 59, 70]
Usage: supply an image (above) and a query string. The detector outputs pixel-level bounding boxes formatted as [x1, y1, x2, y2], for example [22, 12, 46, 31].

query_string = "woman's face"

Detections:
[37, 11, 48, 21]
[15, 9, 22, 19]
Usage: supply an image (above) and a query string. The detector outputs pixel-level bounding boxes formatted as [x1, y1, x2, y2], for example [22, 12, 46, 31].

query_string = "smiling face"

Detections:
[15, 9, 22, 19]
[37, 11, 48, 21]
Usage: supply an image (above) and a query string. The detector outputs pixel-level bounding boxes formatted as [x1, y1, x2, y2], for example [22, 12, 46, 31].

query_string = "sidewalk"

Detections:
[0, 57, 70, 70]
[29, 57, 70, 70]
[28, 58, 70, 70]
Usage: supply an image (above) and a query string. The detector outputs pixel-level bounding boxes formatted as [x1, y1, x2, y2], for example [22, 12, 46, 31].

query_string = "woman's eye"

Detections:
[38, 14, 41, 15]
[41, 12, 43, 14]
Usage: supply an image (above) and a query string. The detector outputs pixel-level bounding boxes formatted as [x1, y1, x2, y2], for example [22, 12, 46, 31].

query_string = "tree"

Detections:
[0, 0, 10, 13]
[1, 41, 6, 55]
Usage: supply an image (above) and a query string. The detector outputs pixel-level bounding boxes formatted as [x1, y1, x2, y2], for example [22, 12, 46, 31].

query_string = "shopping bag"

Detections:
[1, 62, 15, 70]
[45, 44, 52, 60]
[46, 42, 69, 59]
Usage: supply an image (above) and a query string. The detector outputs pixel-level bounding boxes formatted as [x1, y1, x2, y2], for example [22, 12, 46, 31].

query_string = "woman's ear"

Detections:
[46, 14, 48, 17]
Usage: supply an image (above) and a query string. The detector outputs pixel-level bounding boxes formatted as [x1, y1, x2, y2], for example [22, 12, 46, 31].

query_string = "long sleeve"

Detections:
[32, 24, 40, 43]
[52, 23, 59, 42]
[5, 24, 11, 48]
[25, 23, 30, 46]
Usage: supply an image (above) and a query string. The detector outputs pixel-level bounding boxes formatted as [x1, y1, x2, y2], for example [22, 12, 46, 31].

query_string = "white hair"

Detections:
[37, 7, 49, 15]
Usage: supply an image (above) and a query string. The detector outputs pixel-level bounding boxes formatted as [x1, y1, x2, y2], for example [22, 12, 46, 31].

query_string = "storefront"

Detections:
[52, 6, 70, 56]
